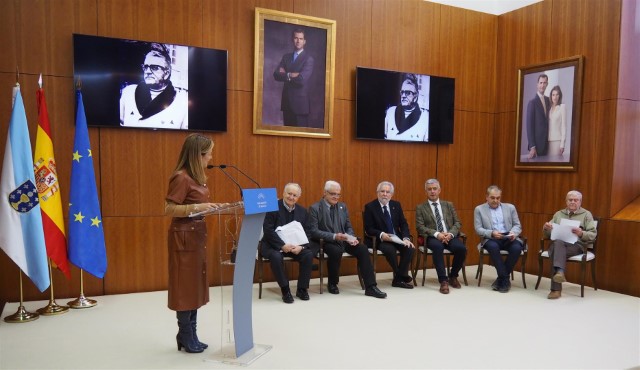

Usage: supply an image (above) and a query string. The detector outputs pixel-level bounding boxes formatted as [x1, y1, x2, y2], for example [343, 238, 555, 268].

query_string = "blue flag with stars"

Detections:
[68, 90, 107, 278]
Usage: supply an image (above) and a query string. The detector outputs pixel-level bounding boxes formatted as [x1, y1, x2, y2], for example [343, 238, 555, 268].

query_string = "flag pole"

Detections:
[36, 259, 69, 315]
[3, 271, 39, 323]
[67, 269, 97, 308]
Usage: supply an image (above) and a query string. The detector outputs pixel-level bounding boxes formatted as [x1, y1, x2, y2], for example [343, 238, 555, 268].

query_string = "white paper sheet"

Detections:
[550, 218, 581, 244]
[388, 234, 406, 245]
[275, 221, 309, 246]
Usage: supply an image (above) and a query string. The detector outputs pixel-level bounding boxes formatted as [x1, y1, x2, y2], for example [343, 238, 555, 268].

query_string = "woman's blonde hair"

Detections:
[174, 134, 214, 185]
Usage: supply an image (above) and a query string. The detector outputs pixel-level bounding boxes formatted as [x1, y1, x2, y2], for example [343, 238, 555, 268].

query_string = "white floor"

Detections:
[1, 267, 639, 370]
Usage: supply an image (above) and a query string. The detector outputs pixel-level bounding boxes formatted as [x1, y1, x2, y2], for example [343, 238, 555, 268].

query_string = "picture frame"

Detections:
[515, 56, 584, 171]
[253, 8, 336, 139]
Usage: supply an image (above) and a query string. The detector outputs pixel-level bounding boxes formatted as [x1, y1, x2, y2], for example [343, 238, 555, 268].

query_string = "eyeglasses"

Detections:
[327, 192, 341, 197]
[141, 64, 167, 72]
[400, 90, 416, 97]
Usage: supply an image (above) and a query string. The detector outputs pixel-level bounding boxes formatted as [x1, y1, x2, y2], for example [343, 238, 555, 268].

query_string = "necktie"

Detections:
[293, 52, 298, 62]
[330, 205, 341, 233]
[383, 205, 394, 234]
[432, 202, 444, 232]
[540, 95, 547, 115]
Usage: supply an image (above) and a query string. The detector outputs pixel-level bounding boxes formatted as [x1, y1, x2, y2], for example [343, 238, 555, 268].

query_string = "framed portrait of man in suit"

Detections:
[515, 56, 584, 171]
[253, 8, 336, 139]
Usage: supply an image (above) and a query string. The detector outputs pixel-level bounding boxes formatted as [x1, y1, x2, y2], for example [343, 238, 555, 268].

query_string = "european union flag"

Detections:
[68, 90, 107, 278]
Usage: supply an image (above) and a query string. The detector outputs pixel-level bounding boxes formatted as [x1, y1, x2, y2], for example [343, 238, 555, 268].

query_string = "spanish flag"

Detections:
[34, 79, 70, 279]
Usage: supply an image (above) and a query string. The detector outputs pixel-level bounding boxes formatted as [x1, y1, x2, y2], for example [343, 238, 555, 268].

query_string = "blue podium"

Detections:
[207, 188, 277, 365]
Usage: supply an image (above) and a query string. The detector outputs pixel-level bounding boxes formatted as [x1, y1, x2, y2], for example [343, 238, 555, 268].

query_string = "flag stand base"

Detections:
[3, 305, 39, 323]
[37, 300, 69, 315]
[68, 294, 97, 309]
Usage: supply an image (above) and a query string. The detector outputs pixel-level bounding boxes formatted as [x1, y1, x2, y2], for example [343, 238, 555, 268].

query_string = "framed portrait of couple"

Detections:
[253, 8, 336, 139]
[515, 56, 584, 171]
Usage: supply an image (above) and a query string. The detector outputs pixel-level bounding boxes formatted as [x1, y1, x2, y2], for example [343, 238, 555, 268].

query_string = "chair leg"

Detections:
[411, 252, 419, 286]
[421, 255, 427, 286]
[461, 264, 468, 286]
[581, 261, 586, 298]
[521, 252, 527, 289]
[592, 261, 597, 291]
[535, 254, 543, 290]
[477, 251, 484, 287]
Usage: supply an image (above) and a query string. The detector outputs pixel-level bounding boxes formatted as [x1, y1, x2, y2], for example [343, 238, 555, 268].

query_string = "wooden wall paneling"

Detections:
[597, 219, 640, 297]
[618, 0, 640, 102]
[436, 111, 495, 211]
[495, 1, 553, 113]
[439, 6, 497, 113]
[366, 140, 438, 215]
[204, 0, 257, 92]
[12, 0, 96, 77]
[370, 0, 440, 74]
[0, 1, 18, 73]
[103, 217, 169, 294]
[100, 130, 185, 216]
[573, 100, 616, 218]
[97, 0, 202, 45]
[549, 0, 621, 103]
[295, 0, 372, 101]
[611, 100, 640, 215]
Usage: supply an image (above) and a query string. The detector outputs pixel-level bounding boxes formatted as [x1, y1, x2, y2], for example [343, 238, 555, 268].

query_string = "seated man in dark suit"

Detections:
[307, 180, 387, 298]
[363, 181, 415, 289]
[261, 183, 314, 303]
[415, 179, 467, 294]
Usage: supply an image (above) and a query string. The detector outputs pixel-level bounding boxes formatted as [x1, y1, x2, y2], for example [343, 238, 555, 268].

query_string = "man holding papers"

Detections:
[262, 183, 314, 303]
[307, 180, 387, 298]
[363, 181, 415, 289]
[542, 190, 597, 299]
[473, 185, 524, 293]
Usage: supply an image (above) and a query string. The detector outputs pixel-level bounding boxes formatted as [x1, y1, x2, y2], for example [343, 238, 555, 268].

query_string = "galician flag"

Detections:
[34, 77, 70, 279]
[67, 90, 107, 278]
[0, 85, 50, 292]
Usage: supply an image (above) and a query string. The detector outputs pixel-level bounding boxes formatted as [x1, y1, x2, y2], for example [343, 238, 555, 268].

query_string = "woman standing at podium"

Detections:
[165, 134, 221, 353]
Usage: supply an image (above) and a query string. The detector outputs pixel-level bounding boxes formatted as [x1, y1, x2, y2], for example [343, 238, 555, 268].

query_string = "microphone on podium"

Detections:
[216, 164, 260, 188]
[207, 164, 243, 198]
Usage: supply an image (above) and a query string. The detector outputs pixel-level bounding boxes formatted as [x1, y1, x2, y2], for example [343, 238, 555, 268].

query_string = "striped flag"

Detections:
[0, 85, 50, 292]
[34, 81, 70, 279]
[67, 89, 107, 278]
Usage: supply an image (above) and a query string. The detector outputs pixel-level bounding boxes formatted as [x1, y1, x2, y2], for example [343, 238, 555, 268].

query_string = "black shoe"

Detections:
[391, 281, 414, 289]
[296, 288, 310, 300]
[498, 278, 510, 293]
[327, 283, 339, 294]
[365, 285, 387, 298]
[491, 278, 500, 291]
[281, 287, 294, 303]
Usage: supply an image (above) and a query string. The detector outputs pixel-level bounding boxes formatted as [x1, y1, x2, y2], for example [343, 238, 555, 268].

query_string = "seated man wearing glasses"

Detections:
[307, 180, 387, 298]
[120, 43, 188, 129]
[384, 73, 429, 142]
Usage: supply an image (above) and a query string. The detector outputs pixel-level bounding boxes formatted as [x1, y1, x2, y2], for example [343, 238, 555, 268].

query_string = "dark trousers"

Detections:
[377, 241, 415, 282]
[261, 247, 314, 289]
[310, 240, 376, 288]
[283, 109, 308, 127]
[483, 238, 523, 279]
[426, 236, 467, 282]
[548, 240, 582, 291]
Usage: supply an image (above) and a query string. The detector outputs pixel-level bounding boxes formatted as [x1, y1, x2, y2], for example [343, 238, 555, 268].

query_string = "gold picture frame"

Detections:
[515, 56, 584, 171]
[253, 8, 336, 139]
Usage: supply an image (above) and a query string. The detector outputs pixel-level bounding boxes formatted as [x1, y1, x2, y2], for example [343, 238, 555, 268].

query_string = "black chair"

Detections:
[535, 220, 599, 297]
[412, 234, 468, 286]
[256, 241, 295, 299]
[475, 237, 528, 288]
[315, 238, 364, 293]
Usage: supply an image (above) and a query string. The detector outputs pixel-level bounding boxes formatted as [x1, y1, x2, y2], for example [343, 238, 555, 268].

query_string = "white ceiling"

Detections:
[424, 0, 543, 15]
